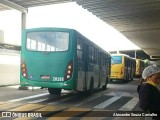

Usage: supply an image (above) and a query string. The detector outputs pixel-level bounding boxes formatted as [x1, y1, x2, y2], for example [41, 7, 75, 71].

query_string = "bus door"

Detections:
[125, 58, 130, 80]
[124, 57, 128, 80]
[84, 44, 89, 90]
[99, 52, 102, 84]
[100, 53, 106, 86]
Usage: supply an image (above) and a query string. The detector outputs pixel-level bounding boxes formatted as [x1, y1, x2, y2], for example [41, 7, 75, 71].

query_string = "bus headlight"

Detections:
[67, 75, 71, 79]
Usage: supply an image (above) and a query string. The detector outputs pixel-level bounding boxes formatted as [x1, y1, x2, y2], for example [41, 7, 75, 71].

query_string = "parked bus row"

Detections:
[20, 27, 111, 95]
[110, 54, 146, 82]
[20, 27, 146, 95]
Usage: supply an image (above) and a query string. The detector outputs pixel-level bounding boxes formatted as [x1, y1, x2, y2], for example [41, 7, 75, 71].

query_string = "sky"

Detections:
[0, 2, 140, 52]
[0, 10, 21, 45]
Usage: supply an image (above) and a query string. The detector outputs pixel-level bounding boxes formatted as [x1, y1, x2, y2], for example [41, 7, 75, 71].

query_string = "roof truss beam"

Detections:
[0, 0, 27, 13]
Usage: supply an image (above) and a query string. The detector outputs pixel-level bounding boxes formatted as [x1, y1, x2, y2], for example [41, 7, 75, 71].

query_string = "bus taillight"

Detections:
[64, 60, 73, 80]
[121, 67, 124, 75]
[21, 62, 28, 78]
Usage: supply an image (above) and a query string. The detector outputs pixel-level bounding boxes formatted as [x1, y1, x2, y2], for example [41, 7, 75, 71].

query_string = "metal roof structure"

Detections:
[0, 0, 160, 59]
[0, 0, 71, 11]
[110, 50, 150, 60]
[75, 0, 160, 60]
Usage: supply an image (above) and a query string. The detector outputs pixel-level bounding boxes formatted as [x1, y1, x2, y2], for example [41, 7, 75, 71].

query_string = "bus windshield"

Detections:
[26, 31, 69, 52]
[111, 56, 122, 64]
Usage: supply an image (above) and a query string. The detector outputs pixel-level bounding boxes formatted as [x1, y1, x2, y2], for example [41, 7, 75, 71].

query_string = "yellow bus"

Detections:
[130, 57, 136, 80]
[135, 59, 145, 78]
[110, 54, 135, 81]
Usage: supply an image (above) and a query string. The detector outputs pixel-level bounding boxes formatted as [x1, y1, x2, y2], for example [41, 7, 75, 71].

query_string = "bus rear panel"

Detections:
[20, 28, 76, 90]
[110, 54, 133, 81]
[110, 55, 125, 80]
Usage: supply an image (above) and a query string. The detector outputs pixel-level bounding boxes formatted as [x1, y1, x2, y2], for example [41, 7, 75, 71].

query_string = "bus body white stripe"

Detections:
[93, 96, 121, 109]
[119, 97, 139, 111]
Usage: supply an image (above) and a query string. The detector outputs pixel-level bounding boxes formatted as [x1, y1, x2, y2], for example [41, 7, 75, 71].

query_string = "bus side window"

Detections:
[101, 53, 103, 66]
[125, 58, 127, 67]
[77, 38, 83, 62]
[105, 54, 107, 66]
[92, 47, 95, 64]
[102, 53, 105, 66]
[95, 48, 98, 64]
[89, 46, 92, 63]
[96, 49, 99, 65]
[89, 46, 96, 64]
[98, 51, 100, 65]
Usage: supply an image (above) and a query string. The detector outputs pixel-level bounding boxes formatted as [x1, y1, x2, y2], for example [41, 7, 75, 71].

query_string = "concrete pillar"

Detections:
[21, 12, 27, 30]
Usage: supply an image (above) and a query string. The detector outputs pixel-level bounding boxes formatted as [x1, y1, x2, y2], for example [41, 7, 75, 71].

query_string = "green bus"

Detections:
[20, 27, 111, 94]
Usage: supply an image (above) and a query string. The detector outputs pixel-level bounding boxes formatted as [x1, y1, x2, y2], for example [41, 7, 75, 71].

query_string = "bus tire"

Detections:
[102, 84, 106, 90]
[102, 77, 108, 90]
[87, 78, 94, 95]
[109, 79, 113, 83]
[48, 88, 61, 95]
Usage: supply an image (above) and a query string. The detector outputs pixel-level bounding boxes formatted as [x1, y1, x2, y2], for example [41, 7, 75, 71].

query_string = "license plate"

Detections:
[40, 75, 51, 80]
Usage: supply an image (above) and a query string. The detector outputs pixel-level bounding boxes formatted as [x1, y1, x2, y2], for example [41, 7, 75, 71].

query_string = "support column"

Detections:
[0, 0, 28, 90]
[135, 50, 137, 59]
[19, 12, 28, 90]
[0, 0, 27, 13]
[21, 12, 27, 30]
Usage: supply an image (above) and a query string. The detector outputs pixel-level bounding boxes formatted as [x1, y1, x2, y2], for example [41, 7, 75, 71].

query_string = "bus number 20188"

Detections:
[53, 77, 64, 81]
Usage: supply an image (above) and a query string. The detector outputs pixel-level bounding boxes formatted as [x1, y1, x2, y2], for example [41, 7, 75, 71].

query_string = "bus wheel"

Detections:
[87, 78, 94, 95]
[48, 88, 61, 95]
[102, 84, 106, 90]
[110, 79, 113, 83]
[102, 77, 109, 90]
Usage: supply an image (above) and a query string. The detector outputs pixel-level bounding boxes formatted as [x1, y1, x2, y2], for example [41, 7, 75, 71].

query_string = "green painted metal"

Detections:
[20, 28, 77, 90]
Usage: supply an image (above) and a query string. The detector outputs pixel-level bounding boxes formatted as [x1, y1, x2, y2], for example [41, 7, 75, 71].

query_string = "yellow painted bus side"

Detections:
[135, 59, 145, 78]
[110, 54, 132, 81]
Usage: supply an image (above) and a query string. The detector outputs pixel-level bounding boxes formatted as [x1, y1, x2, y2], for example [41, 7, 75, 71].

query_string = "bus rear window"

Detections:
[111, 56, 122, 64]
[26, 31, 69, 52]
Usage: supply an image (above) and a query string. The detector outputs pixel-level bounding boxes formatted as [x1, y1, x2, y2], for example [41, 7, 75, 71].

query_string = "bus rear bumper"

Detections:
[20, 78, 75, 90]
[110, 76, 124, 80]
